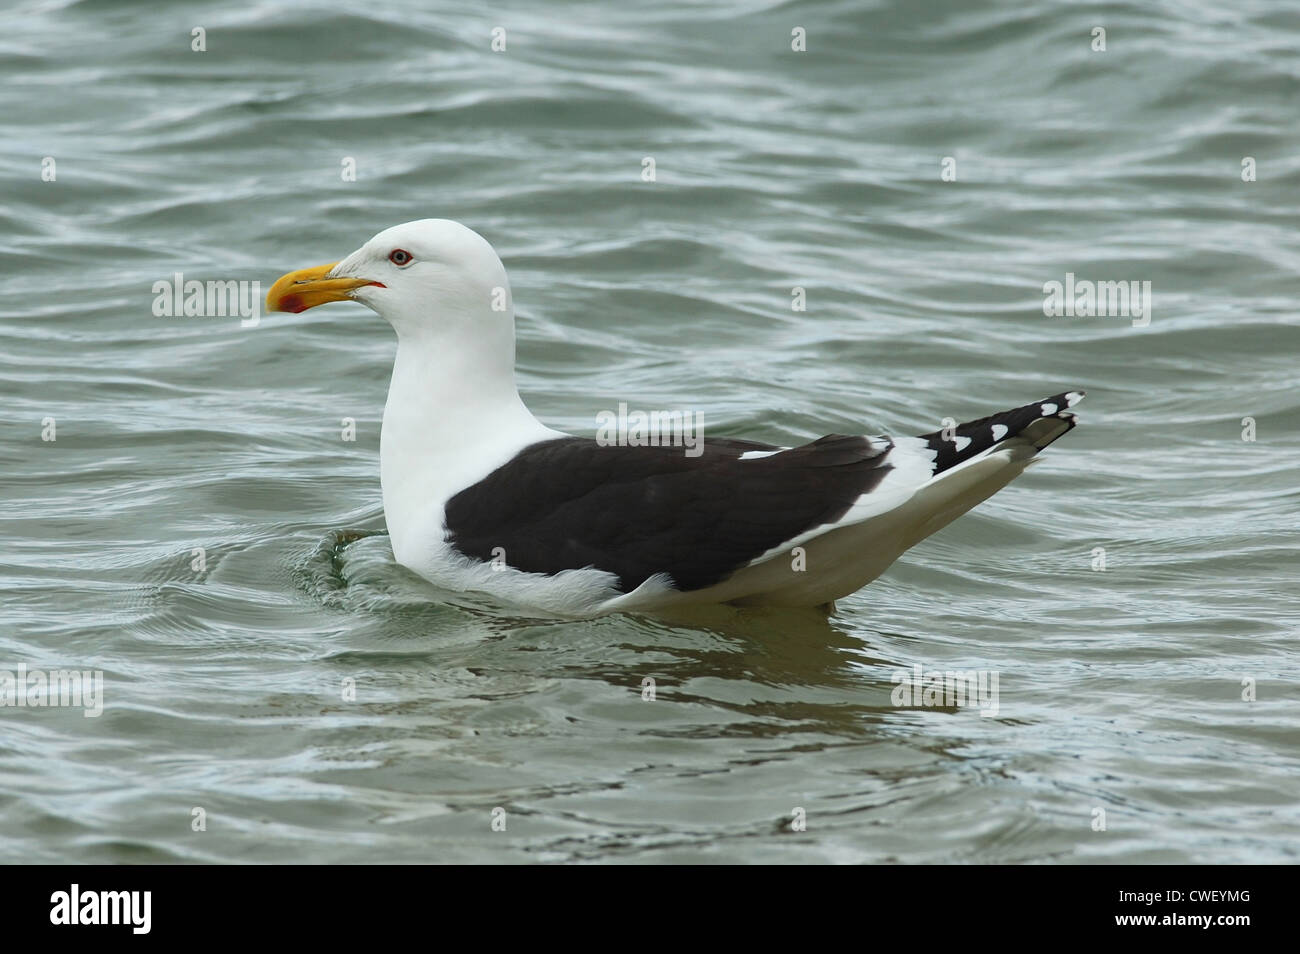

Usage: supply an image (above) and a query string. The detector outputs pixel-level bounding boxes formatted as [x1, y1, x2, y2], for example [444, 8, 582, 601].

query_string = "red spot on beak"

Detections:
[281, 294, 307, 314]
[369, 281, 386, 288]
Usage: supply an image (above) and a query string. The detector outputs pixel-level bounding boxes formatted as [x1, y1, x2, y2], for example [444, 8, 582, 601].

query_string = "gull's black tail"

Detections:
[917, 390, 1085, 476]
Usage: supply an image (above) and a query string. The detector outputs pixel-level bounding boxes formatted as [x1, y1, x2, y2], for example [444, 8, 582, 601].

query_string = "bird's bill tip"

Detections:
[264, 262, 382, 313]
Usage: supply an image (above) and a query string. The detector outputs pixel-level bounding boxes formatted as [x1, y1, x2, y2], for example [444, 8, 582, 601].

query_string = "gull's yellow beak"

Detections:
[265, 262, 383, 314]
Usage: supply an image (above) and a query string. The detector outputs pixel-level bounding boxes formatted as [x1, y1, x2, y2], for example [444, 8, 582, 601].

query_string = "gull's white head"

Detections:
[266, 219, 514, 350]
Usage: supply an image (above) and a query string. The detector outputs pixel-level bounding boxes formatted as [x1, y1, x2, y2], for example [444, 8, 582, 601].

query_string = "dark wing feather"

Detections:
[443, 435, 894, 593]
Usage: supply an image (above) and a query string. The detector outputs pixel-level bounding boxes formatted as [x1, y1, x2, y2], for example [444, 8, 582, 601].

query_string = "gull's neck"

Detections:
[380, 330, 559, 555]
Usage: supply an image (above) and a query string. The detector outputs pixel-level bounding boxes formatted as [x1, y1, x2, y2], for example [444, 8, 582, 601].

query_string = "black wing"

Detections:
[443, 435, 894, 593]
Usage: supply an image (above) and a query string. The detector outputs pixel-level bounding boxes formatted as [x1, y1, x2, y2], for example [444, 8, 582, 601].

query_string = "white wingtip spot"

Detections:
[954, 435, 971, 452]
[1065, 391, 1084, 407]
[991, 423, 1009, 441]
[1040, 403, 1058, 415]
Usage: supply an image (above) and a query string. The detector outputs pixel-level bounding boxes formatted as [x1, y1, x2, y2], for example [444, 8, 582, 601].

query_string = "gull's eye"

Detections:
[388, 248, 413, 266]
